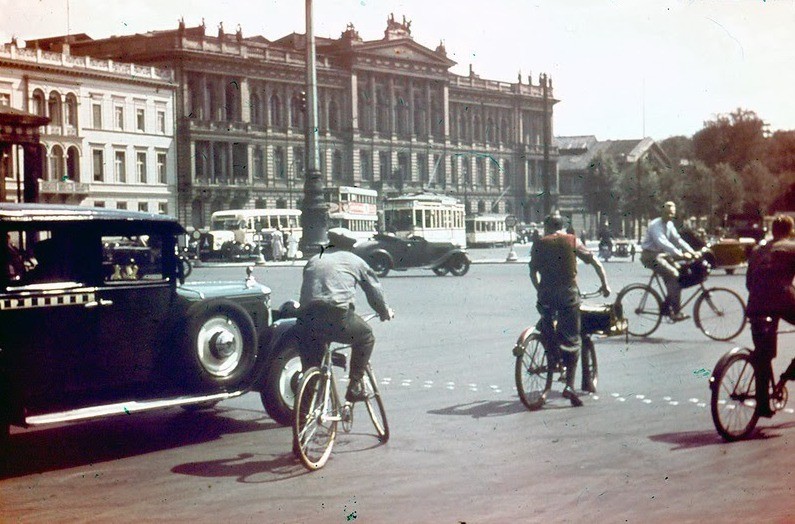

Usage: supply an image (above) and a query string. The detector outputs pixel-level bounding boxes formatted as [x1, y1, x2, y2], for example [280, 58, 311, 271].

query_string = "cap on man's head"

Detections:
[771, 215, 794, 240]
[326, 227, 358, 249]
[543, 212, 564, 233]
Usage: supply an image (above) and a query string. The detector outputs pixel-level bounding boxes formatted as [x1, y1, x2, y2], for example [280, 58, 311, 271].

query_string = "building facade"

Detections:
[0, 40, 177, 213]
[44, 15, 558, 229]
[555, 135, 672, 237]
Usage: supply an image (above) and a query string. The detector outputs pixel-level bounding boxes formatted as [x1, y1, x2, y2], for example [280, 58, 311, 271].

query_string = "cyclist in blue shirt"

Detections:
[640, 201, 696, 321]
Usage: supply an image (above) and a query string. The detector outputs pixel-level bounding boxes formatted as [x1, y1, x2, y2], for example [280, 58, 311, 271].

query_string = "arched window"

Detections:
[459, 111, 468, 142]
[430, 95, 443, 138]
[358, 90, 371, 135]
[65, 93, 78, 127]
[224, 81, 238, 121]
[376, 87, 388, 134]
[328, 100, 340, 132]
[38, 144, 48, 178]
[189, 79, 203, 119]
[207, 81, 220, 121]
[31, 89, 46, 117]
[290, 93, 304, 129]
[500, 117, 509, 144]
[50, 145, 64, 181]
[269, 94, 282, 128]
[503, 160, 511, 188]
[66, 146, 80, 181]
[477, 200, 486, 213]
[395, 93, 408, 137]
[486, 117, 495, 143]
[48, 91, 62, 126]
[274, 146, 285, 179]
[413, 95, 426, 138]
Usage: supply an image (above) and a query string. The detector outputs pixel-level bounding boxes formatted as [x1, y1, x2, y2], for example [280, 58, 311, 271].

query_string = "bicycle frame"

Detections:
[645, 271, 705, 312]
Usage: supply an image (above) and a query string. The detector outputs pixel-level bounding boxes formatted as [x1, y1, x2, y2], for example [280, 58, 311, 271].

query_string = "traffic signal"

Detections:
[299, 91, 307, 113]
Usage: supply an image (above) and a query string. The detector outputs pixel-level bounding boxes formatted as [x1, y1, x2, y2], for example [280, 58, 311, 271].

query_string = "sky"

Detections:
[2, 0, 793, 141]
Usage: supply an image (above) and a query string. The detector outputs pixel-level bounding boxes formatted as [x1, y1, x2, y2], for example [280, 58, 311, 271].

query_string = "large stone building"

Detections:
[34, 15, 559, 229]
[0, 39, 177, 212]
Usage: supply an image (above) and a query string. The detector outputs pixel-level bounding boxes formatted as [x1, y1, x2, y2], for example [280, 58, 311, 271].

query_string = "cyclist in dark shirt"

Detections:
[529, 212, 611, 406]
[746, 215, 795, 417]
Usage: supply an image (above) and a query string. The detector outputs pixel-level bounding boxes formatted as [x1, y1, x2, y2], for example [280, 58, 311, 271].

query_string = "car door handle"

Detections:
[84, 299, 114, 308]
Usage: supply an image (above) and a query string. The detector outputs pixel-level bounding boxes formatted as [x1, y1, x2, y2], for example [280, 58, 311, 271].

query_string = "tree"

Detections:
[659, 135, 694, 167]
[692, 108, 767, 172]
[677, 161, 713, 224]
[583, 152, 619, 226]
[741, 160, 779, 215]
[711, 163, 744, 220]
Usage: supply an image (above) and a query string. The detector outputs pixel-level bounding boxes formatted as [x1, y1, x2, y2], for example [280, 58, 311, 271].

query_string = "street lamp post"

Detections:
[299, 0, 328, 257]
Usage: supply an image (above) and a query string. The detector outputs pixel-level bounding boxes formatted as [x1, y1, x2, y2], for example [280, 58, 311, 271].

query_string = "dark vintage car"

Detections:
[0, 204, 301, 457]
[353, 233, 471, 277]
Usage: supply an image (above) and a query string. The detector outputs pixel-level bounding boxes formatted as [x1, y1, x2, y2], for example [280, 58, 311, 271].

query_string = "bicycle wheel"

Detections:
[363, 366, 390, 442]
[710, 351, 759, 441]
[293, 368, 338, 470]
[695, 287, 747, 341]
[617, 284, 663, 337]
[514, 333, 553, 410]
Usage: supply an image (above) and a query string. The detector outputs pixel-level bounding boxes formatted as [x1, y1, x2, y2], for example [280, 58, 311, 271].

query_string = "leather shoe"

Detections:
[581, 381, 597, 394]
[562, 386, 584, 407]
[345, 378, 368, 402]
[669, 312, 690, 323]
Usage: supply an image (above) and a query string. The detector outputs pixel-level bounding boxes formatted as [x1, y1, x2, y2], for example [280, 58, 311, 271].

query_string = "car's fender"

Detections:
[432, 248, 470, 267]
[365, 248, 394, 265]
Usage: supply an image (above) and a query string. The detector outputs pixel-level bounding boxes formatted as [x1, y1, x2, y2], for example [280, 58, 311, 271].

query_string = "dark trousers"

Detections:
[751, 310, 795, 408]
[641, 250, 682, 314]
[296, 303, 375, 382]
[537, 301, 581, 390]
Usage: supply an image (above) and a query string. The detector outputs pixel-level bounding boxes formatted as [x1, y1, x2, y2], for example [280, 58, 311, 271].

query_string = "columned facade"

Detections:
[61, 16, 559, 228]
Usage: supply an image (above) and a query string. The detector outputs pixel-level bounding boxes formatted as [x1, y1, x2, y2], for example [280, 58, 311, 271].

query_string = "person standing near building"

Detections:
[639, 201, 696, 321]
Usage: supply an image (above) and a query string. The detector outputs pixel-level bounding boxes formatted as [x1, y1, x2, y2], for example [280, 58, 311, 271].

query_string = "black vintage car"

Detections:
[353, 233, 471, 277]
[0, 204, 301, 457]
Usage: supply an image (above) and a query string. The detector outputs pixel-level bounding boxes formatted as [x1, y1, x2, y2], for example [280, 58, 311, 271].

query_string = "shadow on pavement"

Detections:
[172, 451, 307, 483]
[428, 399, 530, 419]
[0, 408, 278, 479]
[649, 421, 795, 450]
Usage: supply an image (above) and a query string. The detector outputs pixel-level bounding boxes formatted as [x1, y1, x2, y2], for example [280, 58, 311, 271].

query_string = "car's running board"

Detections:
[25, 391, 245, 426]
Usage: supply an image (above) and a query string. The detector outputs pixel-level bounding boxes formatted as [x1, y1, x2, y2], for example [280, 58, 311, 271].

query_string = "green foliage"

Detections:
[741, 160, 779, 215]
[583, 152, 619, 217]
[692, 108, 766, 172]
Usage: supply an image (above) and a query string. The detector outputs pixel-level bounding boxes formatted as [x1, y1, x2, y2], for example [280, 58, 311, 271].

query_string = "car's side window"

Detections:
[102, 234, 166, 283]
[2, 228, 93, 289]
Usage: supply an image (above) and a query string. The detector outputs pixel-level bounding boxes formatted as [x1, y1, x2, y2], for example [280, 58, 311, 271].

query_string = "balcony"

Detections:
[39, 179, 90, 196]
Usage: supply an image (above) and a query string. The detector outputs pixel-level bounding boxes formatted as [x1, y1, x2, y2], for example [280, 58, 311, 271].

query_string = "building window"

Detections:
[136, 151, 147, 184]
[417, 153, 428, 185]
[476, 156, 485, 187]
[114, 105, 124, 130]
[0, 93, 10, 106]
[157, 110, 166, 133]
[253, 147, 264, 180]
[92, 149, 104, 182]
[379, 151, 390, 181]
[94, 201, 105, 208]
[332, 150, 342, 181]
[157, 152, 167, 184]
[48, 92, 62, 126]
[115, 151, 126, 183]
[138, 202, 148, 213]
[117, 202, 127, 210]
[360, 151, 371, 181]
[136, 108, 145, 132]
[274, 147, 285, 179]
[158, 202, 167, 214]
[92, 103, 102, 128]
[32, 90, 46, 117]
[293, 146, 305, 179]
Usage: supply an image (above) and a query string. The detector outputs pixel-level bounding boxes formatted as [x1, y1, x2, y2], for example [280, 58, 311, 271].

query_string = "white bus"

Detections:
[383, 193, 466, 247]
[201, 208, 302, 260]
[324, 186, 379, 242]
[465, 214, 517, 247]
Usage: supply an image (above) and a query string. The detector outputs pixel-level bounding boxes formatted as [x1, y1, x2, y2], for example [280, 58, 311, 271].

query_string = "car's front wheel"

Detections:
[448, 255, 470, 276]
[261, 335, 302, 426]
[370, 253, 391, 277]
[179, 301, 257, 389]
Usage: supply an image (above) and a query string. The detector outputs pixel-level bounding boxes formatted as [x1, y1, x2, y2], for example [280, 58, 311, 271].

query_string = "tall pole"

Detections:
[541, 73, 551, 216]
[299, 0, 328, 256]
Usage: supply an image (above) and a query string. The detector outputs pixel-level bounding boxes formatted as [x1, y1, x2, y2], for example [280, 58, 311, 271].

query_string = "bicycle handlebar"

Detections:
[579, 290, 606, 300]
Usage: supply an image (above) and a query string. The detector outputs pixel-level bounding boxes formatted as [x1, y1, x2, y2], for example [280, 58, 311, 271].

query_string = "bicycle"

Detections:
[616, 251, 747, 341]
[513, 290, 627, 410]
[292, 313, 389, 471]
[709, 317, 791, 441]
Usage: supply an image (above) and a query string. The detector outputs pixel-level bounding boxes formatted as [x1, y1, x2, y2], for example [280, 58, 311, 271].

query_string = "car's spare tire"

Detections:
[260, 334, 302, 426]
[179, 300, 257, 389]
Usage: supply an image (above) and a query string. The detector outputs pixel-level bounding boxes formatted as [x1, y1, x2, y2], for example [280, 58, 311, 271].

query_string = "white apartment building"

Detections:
[0, 40, 177, 214]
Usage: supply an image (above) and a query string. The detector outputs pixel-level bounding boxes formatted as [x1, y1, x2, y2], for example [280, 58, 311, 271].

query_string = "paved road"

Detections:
[2, 261, 793, 522]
